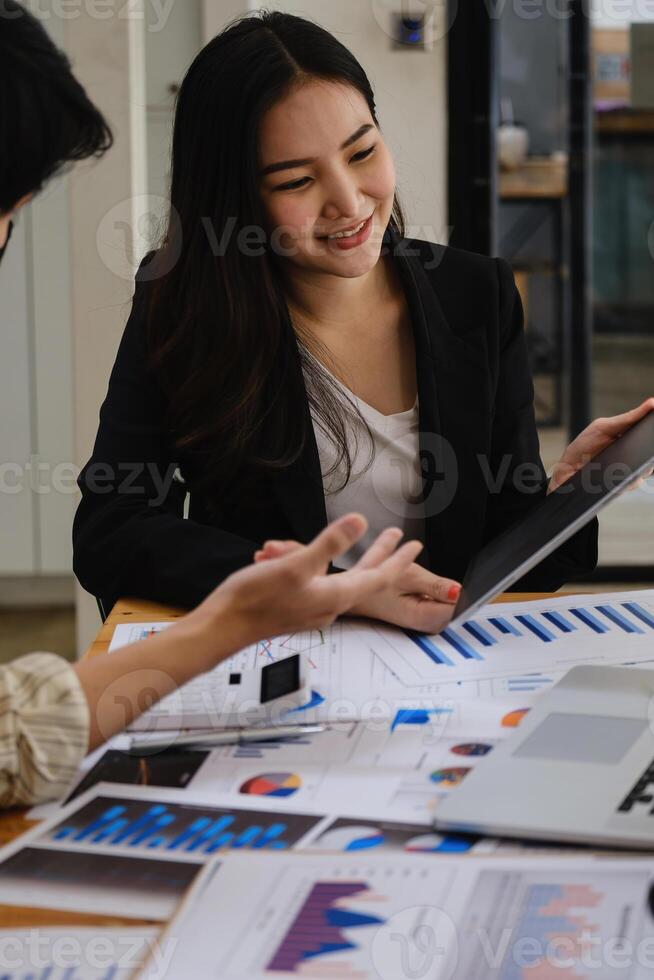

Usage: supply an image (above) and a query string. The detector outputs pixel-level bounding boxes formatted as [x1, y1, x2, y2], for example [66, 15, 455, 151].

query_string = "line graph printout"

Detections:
[156, 854, 654, 980]
[110, 620, 410, 730]
[109, 618, 549, 734]
[365, 590, 654, 687]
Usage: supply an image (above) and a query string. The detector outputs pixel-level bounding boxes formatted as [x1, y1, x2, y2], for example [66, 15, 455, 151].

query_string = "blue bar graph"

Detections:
[130, 814, 176, 846]
[462, 621, 497, 647]
[232, 826, 263, 848]
[67, 805, 126, 842]
[111, 804, 168, 845]
[507, 676, 554, 691]
[252, 823, 287, 849]
[441, 629, 484, 661]
[596, 605, 645, 635]
[489, 617, 522, 637]
[167, 817, 213, 851]
[404, 630, 454, 666]
[49, 800, 311, 855]
[570, 607, 609, 634]
[542, 611, 577, 634]
[206, 832, 235, 853]
[515, 615, 556, 643]
[623, 602, 654, 630]
[185, 816, 235, 852]
[91, 818, 129, 844]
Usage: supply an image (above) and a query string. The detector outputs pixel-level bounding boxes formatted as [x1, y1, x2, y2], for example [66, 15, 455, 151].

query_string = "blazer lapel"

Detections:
[392, 232, 492, 579]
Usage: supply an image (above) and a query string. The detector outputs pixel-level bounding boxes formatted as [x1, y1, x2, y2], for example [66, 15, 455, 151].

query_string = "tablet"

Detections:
[451, 410, 654, 626]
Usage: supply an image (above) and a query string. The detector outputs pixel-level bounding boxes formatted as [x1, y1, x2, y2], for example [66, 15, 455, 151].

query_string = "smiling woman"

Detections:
[72, 9, 607, 635]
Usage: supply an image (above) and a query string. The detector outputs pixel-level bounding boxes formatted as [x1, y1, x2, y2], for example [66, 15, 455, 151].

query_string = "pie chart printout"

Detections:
[240, 773, 302, 798]
[429, 767, 471, 788]
[502, 708, 530, 728]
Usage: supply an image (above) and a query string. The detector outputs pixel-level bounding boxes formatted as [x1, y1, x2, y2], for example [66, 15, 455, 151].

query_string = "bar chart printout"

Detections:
[454, 869, 650, 980]
[42, 795, 322, 856]
[371, 591, 654, 686]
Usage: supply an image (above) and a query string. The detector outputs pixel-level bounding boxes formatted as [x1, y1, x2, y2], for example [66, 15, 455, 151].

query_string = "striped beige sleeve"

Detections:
[0, 653, 90, 809]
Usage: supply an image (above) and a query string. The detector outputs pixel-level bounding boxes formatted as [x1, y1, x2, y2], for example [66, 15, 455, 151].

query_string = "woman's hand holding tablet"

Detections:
[549, 398, 654, 493]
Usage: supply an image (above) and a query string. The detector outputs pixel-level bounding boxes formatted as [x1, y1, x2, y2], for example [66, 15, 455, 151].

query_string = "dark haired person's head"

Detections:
[149, 10, 406, 503]
[0, 0, 113, 253]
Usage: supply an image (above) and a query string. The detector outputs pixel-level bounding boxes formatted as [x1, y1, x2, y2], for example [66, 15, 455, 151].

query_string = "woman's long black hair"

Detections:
[146, 9, 406, 504]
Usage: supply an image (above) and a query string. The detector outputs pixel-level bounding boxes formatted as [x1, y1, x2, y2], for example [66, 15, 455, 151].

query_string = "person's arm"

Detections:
[482, 259, 598, 590]
[0, 653, 89, 809]
[75, 514, 422, 751]
[72, 268, 261, 612]
[1, 515, 421, 808]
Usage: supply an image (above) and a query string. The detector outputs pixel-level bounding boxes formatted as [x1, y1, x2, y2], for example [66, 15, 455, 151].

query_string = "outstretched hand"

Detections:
[193, 513, 424, 648]
[255, 534, 462, 635]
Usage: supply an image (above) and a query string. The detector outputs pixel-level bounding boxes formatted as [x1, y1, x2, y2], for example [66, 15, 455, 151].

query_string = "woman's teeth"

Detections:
[327, 218, 367, 240]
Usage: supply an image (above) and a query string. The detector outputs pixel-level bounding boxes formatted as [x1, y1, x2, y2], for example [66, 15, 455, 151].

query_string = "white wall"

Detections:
[592, 0, 654, 26]
[65, 10, 148, 654]
[202, 0, 249, 39]
[203, 0, 449, 242]
[0, 13, 74, 581]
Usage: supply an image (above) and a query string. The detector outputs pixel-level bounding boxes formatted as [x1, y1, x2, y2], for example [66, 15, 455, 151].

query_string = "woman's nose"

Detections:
[321, 172, 363, 221]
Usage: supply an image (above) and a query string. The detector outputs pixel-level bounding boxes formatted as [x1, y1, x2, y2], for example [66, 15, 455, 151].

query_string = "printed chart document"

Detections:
[54, 699, 536, 826]
[365, 589, 654, 687]
[0, 928, 160, 980]
[109, 590, 654, 731]
[151, 851, 654, 980]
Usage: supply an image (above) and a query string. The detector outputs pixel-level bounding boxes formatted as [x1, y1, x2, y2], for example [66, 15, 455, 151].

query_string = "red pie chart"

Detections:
[240, 772, 302, 798]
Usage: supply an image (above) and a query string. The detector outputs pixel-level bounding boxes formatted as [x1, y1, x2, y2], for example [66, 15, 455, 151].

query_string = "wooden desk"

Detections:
[0, 592, 570, 929]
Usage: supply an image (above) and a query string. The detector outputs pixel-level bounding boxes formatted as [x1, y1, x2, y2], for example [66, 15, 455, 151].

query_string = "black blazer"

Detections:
[73, 234, 598, 611]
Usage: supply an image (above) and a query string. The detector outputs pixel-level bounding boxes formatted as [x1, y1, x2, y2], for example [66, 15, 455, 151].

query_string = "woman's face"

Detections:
[258, 79, 396, 281]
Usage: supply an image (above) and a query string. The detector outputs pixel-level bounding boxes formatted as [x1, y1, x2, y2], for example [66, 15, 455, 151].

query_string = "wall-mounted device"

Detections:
[392, 12, 427, 49]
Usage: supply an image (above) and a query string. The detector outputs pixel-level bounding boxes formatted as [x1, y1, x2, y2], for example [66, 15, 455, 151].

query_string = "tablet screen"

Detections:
[452, 411, 654, 624]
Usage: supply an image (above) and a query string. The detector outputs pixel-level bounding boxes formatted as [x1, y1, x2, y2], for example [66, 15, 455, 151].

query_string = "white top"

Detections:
[306, 363, 427, 569]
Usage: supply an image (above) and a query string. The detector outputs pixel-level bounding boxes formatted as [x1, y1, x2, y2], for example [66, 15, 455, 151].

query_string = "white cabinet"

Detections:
[0, 178, 75, 579]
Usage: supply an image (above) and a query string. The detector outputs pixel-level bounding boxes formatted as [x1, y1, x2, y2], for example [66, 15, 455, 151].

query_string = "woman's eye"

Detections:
[351, 145, 376, 163]
[277, 177, 312, 191]
[274, 146, 376, 190]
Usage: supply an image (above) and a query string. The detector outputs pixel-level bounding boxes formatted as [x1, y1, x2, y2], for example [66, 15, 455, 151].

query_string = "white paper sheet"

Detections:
[151, 851, 654, 980]
[366, 589, 654, 686]
[0, 928, 161, 980]
[109, 616, 552, 731]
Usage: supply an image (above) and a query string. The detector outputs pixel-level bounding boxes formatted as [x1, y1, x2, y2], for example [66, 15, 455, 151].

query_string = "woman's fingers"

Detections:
[333, 540, 424, 612]
[348, 526, 405, 571]
[254, 540, 303, 562]
[597, 398, 654, 438]
[288, 513, 369, 577]
[400, 563, 461, 604]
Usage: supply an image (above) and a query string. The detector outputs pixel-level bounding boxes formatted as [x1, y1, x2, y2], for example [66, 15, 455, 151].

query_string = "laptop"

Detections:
[434, 665, 654, 849]
[451, 410, 654, 627]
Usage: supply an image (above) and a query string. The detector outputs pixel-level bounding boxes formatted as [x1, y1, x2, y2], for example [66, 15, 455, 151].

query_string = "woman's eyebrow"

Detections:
[259, 123, 374, 177]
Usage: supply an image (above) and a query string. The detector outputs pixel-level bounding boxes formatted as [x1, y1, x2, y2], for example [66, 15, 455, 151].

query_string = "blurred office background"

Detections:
[0, 0, 652, 662]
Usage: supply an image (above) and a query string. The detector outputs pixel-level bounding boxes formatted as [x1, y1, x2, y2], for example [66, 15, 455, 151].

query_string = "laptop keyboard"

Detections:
[617, 758, 654, 814]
